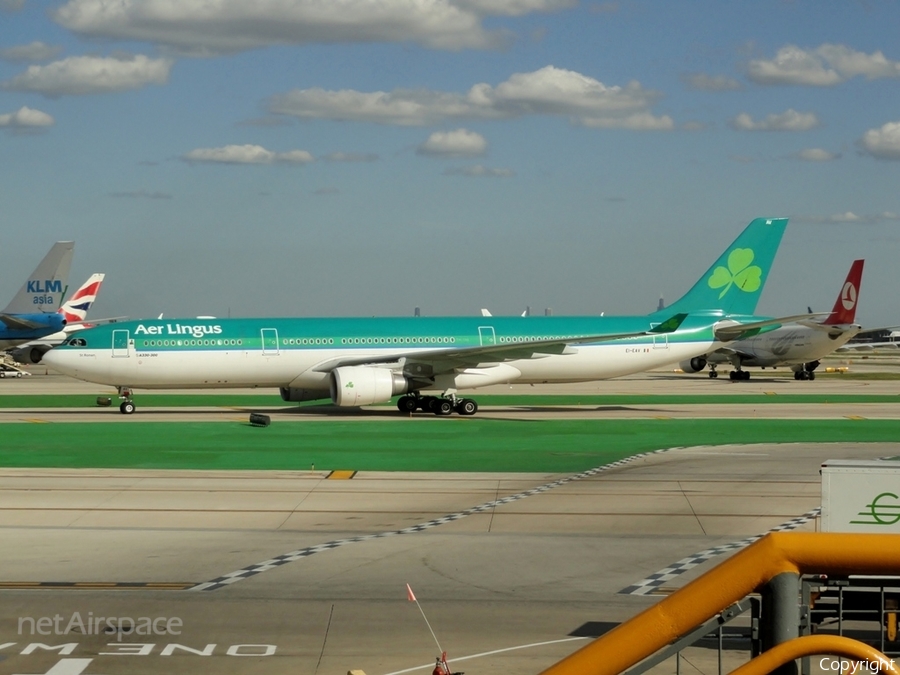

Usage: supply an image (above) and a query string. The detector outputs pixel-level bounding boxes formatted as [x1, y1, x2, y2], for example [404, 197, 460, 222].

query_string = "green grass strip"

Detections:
[1, 393, 900, 408]
[2, 419, 898, 473]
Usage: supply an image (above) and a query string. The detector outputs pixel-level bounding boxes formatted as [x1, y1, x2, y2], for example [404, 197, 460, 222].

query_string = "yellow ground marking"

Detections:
[845, 415, 866, 420]
[653, 416, 671, 420]
[327, 470, 357, 480]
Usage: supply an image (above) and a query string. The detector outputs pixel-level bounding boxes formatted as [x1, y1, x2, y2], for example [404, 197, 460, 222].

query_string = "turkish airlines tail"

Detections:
[824, 259, 864, 325]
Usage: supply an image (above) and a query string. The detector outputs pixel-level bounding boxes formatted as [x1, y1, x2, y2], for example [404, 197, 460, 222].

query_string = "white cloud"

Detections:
[0, 42, 64, 62]
[182, 144, 314, 165]
[455, 0, 575, 16]
[0, 106, 55, 128]
[418, 129, 487, 157]
[748, 44, 900, 86]
[51, 0, 531, 54]
[793, 148, 839, 162]
[730, 109, 819, 132]
[795, 212, 900, 224]
[2, 54, 172, 96]
[859, 121, 900, 160]
[682, 73, 742, 91]
[270, 65, 672, 130]
[444, 164, 515, 177]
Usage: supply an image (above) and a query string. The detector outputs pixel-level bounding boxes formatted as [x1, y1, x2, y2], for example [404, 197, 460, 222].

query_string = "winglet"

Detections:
[650, 313, 688, 334]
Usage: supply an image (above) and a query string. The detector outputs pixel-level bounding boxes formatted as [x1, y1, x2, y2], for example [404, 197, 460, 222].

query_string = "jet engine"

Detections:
[330, 366, 409, 407]
[279, 387, 328, 403]
[679, 356, 708, 374]
[9, 346, 46, 365]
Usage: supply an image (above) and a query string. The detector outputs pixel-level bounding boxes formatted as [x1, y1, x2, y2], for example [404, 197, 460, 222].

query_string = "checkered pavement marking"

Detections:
[189, 447, 682, 591]
[618, 507, 822, 596]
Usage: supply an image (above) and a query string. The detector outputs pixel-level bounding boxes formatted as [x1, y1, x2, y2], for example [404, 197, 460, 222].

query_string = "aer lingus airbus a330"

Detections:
[46, 217, 800, 415]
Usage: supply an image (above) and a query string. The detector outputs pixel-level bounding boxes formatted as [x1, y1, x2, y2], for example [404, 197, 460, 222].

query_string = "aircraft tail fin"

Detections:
[824, 259, 864, 325]
[2, 241, 75, 315]
[58, 273, 105, 324]
[654, 218, 787, 316]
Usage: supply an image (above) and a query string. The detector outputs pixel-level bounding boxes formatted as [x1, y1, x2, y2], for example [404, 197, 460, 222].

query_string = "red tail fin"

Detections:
[824, 259, 864, 325]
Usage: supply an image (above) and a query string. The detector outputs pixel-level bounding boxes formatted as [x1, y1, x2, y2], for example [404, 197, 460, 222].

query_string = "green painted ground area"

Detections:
[1, 393, 899, 408]
[3, 419, 898, 472]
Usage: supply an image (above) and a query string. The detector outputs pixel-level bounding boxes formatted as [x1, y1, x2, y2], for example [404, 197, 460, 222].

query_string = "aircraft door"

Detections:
[261, 328, 280, 356]
[478, 326, 496, 346]
[112, 330, 130, 358]
[650, 323, 668, 349]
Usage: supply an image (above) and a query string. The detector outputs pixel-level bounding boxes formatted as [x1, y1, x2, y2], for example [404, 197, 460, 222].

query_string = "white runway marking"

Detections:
[381, 637, 589, 675]
[618, 507, 821, 595]
[190, 447, 684, 591]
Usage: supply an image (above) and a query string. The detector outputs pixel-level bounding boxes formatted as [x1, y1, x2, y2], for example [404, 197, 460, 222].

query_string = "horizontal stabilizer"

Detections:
[714, 313, 831, 342]
[0, 313, 46, 331]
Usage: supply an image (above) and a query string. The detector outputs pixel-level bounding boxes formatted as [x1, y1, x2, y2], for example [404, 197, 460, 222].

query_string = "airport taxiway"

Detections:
[0, 370, 897, 675]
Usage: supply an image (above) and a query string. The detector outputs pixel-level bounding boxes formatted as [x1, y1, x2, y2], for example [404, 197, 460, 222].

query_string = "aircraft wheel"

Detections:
[708, 370, 718, 379]
[798, 371, 809, 380]
[794, 371, 801, 380]
[397, 396, 418, 413]
[434, 399, 454, 416]
[741, 371, 751, 381]
[808, 371, 816, 381]
[457, 399, 478, 416]
[729, 371, 737, 381]
[119, 401, 136, 415]
[419, 396, 436, 412]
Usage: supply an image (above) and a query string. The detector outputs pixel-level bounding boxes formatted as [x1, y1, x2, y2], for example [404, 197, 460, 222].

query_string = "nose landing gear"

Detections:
[117, 387, 135, 414]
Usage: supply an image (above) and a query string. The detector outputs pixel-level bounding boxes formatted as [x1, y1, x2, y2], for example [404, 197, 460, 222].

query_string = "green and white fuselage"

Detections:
[45, 217, 793, 414]
[48, 313, 730, 393]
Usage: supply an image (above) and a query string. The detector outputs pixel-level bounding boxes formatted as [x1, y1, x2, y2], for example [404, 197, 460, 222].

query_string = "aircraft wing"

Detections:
[311, 313, 688, 374]
[0, 313, 46, 331]
[713, 313, 832, 342]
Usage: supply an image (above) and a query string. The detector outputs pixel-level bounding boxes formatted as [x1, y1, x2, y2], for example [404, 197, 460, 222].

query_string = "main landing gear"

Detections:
[729, 369, 751, 381]
[793, 361, 819, 381]
[396, 394, 478, 416]
[117, 387, 136, 414]
[708, 365, 719, 379]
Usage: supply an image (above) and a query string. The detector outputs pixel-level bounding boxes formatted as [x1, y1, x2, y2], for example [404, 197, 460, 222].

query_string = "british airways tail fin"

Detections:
[824, 260, 864, 325]
[652, 218, 787, 317]
[3, 241, 74, 314]
[58, 273, 105, 324]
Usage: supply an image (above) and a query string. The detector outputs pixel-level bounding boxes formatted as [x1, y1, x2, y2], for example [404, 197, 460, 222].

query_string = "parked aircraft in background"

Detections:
[0, 242, 74, 351]
[680, 259, 865, 380]
[8, 273, 105, 365]
[46, 217, 803, 415]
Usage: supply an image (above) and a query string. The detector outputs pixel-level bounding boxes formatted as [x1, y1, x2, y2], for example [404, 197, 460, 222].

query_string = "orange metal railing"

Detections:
[539, 532, 900, 675]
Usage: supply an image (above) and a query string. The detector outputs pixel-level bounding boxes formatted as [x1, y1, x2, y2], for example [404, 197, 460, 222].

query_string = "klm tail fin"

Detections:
[2, 241, 75, 314]
[654, 218, 787, 316]
[824, 259, 863, 325]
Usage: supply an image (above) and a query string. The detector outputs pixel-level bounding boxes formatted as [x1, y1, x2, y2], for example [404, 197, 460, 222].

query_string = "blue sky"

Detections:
[1, 0, 898, 325]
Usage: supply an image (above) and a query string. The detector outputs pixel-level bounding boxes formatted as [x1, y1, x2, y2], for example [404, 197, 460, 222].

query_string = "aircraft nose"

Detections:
[42, 348, 71, 373]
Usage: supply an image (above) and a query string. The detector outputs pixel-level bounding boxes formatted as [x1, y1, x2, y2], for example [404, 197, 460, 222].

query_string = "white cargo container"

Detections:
[821, 459, 900, 533]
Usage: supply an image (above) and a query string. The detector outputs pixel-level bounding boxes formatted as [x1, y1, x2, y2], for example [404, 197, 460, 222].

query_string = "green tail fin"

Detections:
[655, 217, 788, 316]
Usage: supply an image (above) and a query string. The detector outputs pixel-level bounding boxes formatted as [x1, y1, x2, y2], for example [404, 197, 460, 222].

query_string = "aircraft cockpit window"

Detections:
[70, 338, 87, 347]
